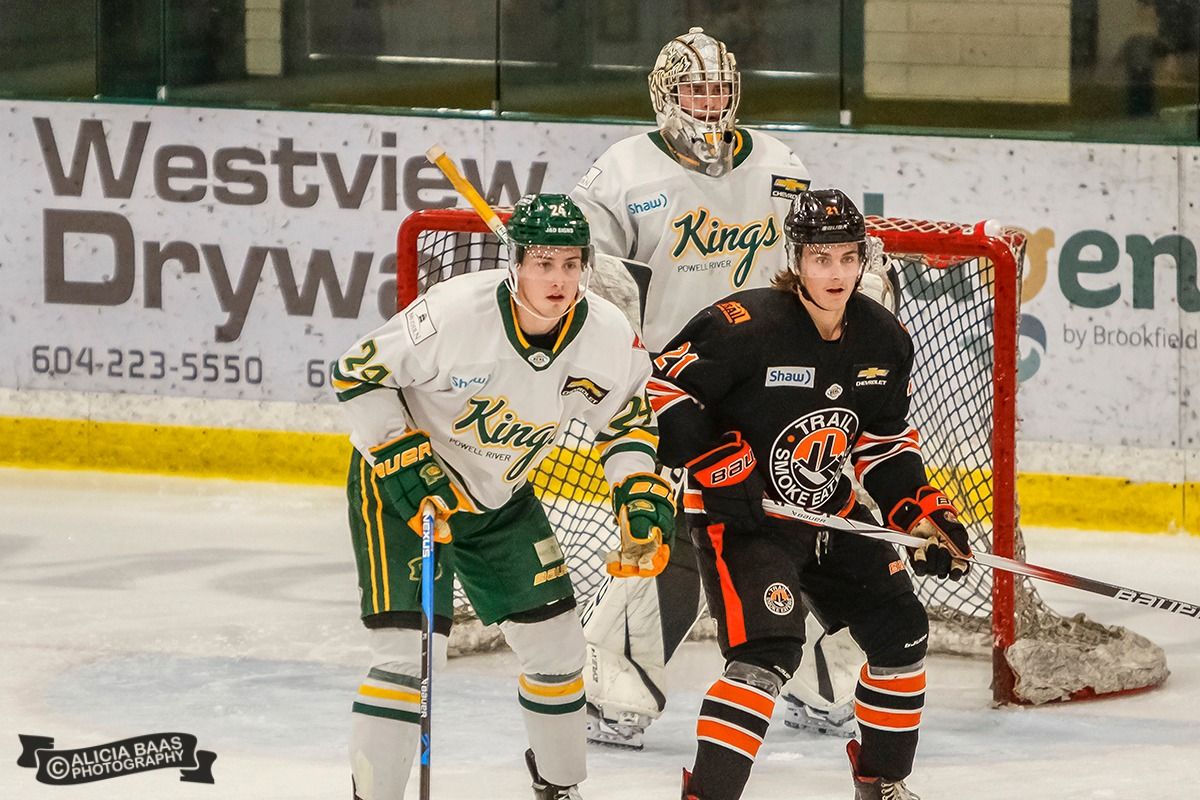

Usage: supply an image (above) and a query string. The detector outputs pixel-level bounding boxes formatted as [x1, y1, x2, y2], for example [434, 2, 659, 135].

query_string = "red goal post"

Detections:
[395, 207, 1167, 705]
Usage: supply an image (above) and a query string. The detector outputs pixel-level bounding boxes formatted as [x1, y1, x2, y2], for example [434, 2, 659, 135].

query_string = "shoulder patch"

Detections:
[405, 298, 437, 345]
[576, 165, 602, 190]
[771, 174, 809, 200]
[562, 375, 610, 405]
[716, 301, 751, 324]
[854, 365, 891, 388]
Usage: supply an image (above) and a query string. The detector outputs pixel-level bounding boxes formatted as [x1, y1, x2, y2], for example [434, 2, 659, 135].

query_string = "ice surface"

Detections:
[1, 468, 1198, 799]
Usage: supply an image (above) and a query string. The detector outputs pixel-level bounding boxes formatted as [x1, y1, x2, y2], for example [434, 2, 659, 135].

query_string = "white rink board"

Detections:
[3, 100, 1200, 467]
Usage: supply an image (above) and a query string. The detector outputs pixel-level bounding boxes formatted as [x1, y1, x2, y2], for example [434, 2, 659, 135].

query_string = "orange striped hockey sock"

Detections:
[853, 662, 925, 780]
[689, 676, 776, 800]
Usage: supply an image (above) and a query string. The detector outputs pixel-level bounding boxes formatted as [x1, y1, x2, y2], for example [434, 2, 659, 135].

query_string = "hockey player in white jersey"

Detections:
[570, 26, 868, 749]
[332, 194, 675, 800]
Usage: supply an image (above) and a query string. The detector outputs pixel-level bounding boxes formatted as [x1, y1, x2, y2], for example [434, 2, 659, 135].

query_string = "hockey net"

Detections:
[396, 207, 1168, 705]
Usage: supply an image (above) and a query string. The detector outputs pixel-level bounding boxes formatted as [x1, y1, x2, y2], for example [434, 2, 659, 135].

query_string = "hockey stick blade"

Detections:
[762, 498, 1200, 621]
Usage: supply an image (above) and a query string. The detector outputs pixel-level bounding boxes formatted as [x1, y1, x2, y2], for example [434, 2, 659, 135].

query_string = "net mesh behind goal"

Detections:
[396, 208, 1167, 705]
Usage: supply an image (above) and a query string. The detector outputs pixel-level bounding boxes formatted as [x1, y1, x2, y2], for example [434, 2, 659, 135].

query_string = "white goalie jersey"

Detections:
[331, 270, 659, 510]
[570, 128, 810, 351]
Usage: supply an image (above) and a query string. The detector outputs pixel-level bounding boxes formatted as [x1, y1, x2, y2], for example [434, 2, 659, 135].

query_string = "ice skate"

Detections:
[847, 740, 921, 800]
[525, 748, 583, 800]
[783, 692, 856, 737]
[584, 702, 647, 750]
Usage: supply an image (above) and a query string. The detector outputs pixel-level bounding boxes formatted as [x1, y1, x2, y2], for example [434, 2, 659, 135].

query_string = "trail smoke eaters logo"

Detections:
[17, 733, 215, 786]
[763, 582, 795, 615]
[769, 408, 858, 508]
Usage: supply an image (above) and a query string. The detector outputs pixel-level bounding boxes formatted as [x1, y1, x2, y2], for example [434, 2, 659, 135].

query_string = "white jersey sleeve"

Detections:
[571, 164, 636, 259]
[330, 291, 445, 456]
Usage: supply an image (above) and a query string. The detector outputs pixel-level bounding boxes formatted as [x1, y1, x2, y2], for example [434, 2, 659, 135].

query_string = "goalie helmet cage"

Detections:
[396, 207, 1167, 706]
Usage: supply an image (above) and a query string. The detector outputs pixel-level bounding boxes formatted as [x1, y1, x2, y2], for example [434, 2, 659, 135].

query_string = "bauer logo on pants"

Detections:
[764, 583, 795, 615]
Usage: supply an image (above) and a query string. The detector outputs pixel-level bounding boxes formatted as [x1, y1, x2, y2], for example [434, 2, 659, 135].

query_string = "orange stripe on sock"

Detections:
[696, 718, 763, 758]
[859, 664, 927, 695]
[854, 702, 922, 731]
[707, 524, 746, 647]
[707, 679, 776, 720]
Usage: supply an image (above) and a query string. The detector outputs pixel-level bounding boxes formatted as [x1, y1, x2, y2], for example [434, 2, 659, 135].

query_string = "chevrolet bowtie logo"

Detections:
[857, 367, 889, 379]
[773, 177, 806, 192]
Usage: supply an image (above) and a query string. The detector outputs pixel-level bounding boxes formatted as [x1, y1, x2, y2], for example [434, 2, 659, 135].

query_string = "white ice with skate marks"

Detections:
[0, 468, 1197, 799]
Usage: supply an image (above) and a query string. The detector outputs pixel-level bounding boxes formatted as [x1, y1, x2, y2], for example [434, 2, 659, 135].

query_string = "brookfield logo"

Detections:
[671, 208, 780, 287]
[628, 193, 668, 215]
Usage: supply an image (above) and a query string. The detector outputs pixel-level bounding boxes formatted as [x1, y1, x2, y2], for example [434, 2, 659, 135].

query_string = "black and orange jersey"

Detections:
[648, 287, 927, 518]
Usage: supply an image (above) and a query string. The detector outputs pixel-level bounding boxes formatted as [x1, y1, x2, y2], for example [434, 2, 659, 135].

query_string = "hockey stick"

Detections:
[425, 145, 512, 247]
[418, 499, 437, 799]
[762, 498, 1200, 621]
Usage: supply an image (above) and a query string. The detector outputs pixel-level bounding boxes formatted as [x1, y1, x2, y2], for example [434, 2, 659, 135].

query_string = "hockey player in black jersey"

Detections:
[647, 189, 972, 800]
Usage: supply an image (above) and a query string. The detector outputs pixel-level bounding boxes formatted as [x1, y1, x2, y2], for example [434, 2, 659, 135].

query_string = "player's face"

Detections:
[798, 242, 863, 310]
[678, 80, 733, 122]
[515, 246, 585, 325]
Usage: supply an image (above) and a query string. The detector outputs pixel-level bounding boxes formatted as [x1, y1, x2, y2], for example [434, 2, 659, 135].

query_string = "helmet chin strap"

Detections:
[508, 271, 586, 324]
[795, 266, 866, 313]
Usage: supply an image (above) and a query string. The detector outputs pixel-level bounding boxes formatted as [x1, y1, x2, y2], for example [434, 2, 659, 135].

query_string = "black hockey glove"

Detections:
[685, 432, 768, 532]
[888, 485, 972, 580]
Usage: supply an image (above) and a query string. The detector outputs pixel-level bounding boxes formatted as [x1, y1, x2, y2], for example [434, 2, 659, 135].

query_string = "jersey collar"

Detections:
[647, 127, 754, 172]
[496, 281, 589, 370]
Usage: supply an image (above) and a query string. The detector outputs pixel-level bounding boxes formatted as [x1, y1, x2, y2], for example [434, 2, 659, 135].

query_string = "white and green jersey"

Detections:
[570, 128, 810, 352]
[332, 270, 658, 511]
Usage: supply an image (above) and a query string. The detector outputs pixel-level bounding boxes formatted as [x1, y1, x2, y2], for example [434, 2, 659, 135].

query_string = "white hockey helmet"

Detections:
[648, 27, 741, 175]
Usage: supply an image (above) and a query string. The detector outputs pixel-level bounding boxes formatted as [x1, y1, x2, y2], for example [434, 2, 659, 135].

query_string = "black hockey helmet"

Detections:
[781, 189, 869, 310]
[784, 189, 866, 249]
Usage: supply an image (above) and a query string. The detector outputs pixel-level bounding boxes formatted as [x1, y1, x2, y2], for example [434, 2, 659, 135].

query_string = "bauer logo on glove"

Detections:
[369, 430, 470, 543]
[887, 485, 972, 581]
[607, 473, 676, 578]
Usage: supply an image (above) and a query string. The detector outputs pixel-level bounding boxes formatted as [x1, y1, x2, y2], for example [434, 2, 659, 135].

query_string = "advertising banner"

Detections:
[3, 100, 1198, 455]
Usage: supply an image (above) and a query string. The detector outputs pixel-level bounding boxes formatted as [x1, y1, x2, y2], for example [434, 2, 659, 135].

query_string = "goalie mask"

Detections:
[784, 189, 882, 309]
[648, 27, 741, 177]
[506, 193, 594, 321]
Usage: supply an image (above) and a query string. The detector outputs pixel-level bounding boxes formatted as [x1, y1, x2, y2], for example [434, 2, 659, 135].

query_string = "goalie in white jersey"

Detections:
[332, 194, 675, 800]
[570, 27, 874, 749]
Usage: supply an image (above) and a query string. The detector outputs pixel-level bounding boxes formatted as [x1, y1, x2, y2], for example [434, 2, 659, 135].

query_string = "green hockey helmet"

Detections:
[506, 193, 594, 320]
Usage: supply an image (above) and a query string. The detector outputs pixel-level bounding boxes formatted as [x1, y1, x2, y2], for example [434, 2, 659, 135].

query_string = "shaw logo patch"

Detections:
[770, 174, 809, 199]
[763, 582, 795, 615]
[628, 192, 668, 215]
[561, 375, 610, 404]
[769, 407, 859, 507]
[451, 374, 488, 390]
[717, 301, 751, 324]
[765, 366, 815, 388]
[855, 365, 890, 388]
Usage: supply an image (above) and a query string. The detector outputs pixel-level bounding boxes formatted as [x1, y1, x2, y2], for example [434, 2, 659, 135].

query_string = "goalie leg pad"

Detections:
[782, 617, 863, 737]
[350, 628, 448, 800]
[501, 607, 588, 788]
[581, 574, 670, 719]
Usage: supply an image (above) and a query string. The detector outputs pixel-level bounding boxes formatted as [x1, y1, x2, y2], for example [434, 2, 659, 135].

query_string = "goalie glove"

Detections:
[887, 485, 972, 580]
[369, 430, 470, 543]
[685, 432, 768, 532]
[606, 473, 676, 578]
